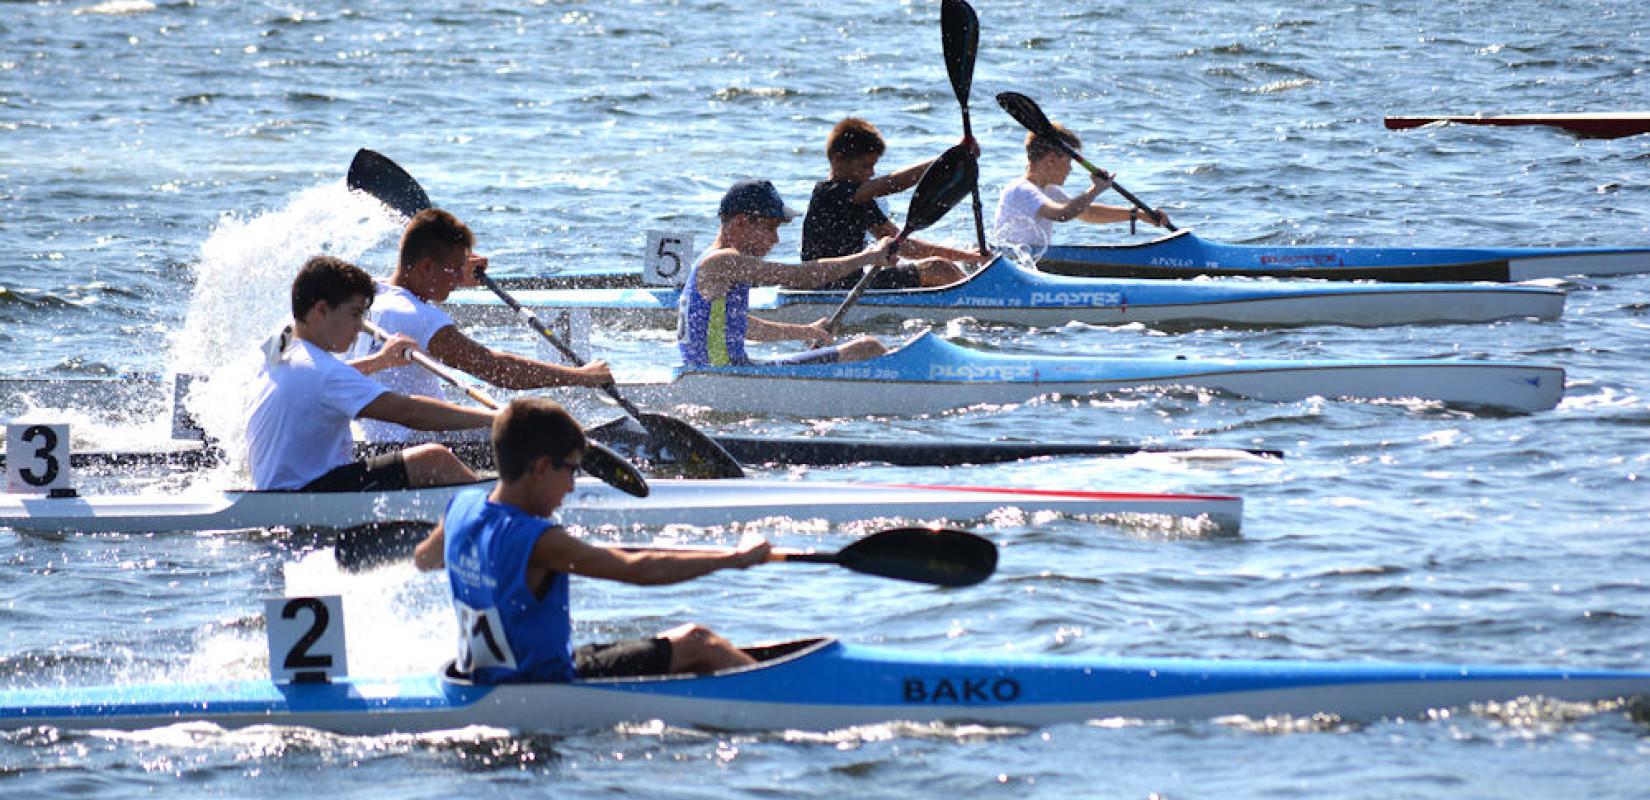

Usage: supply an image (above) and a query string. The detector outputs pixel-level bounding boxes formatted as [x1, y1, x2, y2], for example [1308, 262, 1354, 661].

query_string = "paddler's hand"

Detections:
[1145, 208, 1172, 229]
[801, 319, 834, 350]
[731, 531, 772, 569]
[460, 253, 488, 287]
[575, 360, 614, 387]
[1088, 168, 1114, 193]
[866, 236, 898, 267]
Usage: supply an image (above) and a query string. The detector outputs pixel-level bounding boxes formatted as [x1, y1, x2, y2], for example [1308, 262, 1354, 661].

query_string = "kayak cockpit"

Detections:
[438, 637, 839, 688]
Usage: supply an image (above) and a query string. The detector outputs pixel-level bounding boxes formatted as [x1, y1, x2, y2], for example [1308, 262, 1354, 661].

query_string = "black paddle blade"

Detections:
[582, 441, 651, 497]
[635, 413, 745, 479]
[833, 527, 997, 587]
[347, 149, 432, 218]
[995, 91, 1058, 138]
[902, 144, 979, 236]
[940, 0, 980, 106]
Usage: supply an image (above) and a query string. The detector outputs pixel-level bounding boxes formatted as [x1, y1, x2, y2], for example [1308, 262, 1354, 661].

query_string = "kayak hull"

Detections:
[0, 478, 1243, 534]
[3, 638, 1645, 734]
[444, 255, 1565, 329]
[608, 333, 1564, 416]
[1038, 230, 1650, 282]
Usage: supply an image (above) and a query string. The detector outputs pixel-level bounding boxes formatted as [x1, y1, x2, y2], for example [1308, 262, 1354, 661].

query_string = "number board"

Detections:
[6, 423, 71, 494]
[265, 595, 348, 683]
[531, 308, 593, 365]
[644, 231, 694, 287]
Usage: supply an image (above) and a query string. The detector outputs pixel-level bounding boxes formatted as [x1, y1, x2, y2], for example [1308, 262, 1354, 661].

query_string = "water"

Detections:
[3, 0, 1650, 796]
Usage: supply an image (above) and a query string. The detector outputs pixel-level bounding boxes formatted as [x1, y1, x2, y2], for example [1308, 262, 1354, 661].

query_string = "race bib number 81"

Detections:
[456, 600, 517, 674]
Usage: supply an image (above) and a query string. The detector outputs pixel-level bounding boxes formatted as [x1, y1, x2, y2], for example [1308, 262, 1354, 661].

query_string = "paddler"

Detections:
[992, 121, 1172, 258]
[413, 397, 770, 680]
[679, 179, 894, 366]
[245, 255, 494, 491]
[350, 208, 613, 444]
[800, 117, 985, 289]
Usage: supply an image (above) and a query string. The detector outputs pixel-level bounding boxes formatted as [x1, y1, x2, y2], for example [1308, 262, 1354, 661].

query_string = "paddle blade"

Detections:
[940, 0, 979, 106]
[995, 91, 1059, 138]
[634, 413, 745, 479]
[582, 441, 651, 497]
[902, 144, 979, 236]
[832, 527, 997, 587]
[347, 149, 432, 218]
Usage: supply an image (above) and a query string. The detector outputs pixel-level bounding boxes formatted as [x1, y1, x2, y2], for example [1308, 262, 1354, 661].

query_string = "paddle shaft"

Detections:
[472, 270, 651, 421]
[362, 320, 501, 410]
[1056, 141, 1177, 232]
[941, 0, 989, 254]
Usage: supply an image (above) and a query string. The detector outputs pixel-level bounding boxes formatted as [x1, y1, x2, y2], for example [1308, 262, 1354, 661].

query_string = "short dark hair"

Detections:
[1026, 123, 1081, 163]
[291, 255, 376, 319]
[492, 397, 587, 482]
[399, 208, 474, 272]
[827, 117, 887, 160]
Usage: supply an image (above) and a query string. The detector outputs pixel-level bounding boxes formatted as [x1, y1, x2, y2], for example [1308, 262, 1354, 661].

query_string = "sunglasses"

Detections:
[552, 458, 581, 476]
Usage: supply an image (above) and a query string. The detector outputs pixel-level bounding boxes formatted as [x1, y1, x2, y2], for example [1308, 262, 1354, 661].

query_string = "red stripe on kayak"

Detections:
[869, 484, 1239, 501]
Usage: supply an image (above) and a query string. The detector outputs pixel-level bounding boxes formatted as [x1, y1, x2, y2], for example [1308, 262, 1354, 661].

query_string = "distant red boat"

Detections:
[1384, 113, 1650, 139]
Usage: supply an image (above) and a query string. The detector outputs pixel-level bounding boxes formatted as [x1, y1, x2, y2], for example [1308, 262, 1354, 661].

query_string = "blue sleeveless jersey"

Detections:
[442, 489, 576, 683]
[678, 251, 752, 367]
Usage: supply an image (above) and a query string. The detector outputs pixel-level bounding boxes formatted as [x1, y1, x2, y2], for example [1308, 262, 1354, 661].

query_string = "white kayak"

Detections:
[598, 332, 1565, 417]
[443, 255, 1565, 330]
[0, 478, 1243, 534]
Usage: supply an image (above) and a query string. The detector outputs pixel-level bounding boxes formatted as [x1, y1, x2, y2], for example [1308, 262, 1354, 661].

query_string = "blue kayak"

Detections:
[3, 637, 1645, 734]
[1038, 229, 1650, 281]
[615, 332, 1565, 416]
[445, 255, 1564, 330]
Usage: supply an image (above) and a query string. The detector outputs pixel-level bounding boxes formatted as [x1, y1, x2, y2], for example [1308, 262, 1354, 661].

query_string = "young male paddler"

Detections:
[245, 255, 494, 491]
[354, 208, 613, 444]
[413, 397, 770, 681]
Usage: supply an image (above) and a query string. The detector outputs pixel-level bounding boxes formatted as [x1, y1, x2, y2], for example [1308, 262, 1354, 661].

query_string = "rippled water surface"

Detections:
[3, 0, 1649, 797]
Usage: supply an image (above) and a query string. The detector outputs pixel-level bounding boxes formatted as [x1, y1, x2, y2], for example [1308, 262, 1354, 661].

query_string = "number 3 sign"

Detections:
[6, 423, 71, 494]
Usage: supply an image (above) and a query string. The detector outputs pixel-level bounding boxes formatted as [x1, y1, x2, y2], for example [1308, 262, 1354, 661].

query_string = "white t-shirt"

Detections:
[992, 177, 1070, 255]
[352, 282, 457, 443]
[246, 338, 388, 490]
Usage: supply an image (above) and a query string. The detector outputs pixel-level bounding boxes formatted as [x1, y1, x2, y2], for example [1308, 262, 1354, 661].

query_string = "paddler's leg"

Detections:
[400, 442, 479, 487]
[836, 336, 887, 362]
[660, 622, 757, 673]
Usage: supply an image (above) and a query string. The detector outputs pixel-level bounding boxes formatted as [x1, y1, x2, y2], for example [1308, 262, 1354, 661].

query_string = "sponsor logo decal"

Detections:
[1030, 291, 1123, 307]
[903, 677, 1023, 704]
[928, 363, 1038, 381]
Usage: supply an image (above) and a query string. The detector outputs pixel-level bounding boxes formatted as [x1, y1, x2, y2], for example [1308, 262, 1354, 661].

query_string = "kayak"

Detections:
[1384, 113, 1650, 140]
[443, 255, 1565, 329]
[0, 477, 1243, 534]
[1036, 230, 1650, 282]
[603, 332, 1564, 416]
[4, 636, 1646, 733]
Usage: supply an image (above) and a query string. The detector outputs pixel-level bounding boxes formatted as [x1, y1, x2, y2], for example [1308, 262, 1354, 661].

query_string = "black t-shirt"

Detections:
[801, 179, 889, 261]
[801, 179, 919, 291]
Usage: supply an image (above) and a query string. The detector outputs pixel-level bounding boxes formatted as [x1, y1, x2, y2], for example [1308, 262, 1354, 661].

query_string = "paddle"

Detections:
[635, 527, 997, 588]
[347, 149, 745, 480]
[940, 0, 989, 255]
[819, 143, 979, 336]
[994, 91, 1178, 232]
[361, 320, 650, 498]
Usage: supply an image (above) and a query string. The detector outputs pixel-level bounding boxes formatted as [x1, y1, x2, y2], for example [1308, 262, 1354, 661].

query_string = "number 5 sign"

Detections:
[644, 231, 693, 287]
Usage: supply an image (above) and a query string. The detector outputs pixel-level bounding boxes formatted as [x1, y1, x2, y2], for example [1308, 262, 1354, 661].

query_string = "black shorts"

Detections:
[299, 452, 411, 493]
[574, 637, 673, 679]
[819, 266, 924, 292]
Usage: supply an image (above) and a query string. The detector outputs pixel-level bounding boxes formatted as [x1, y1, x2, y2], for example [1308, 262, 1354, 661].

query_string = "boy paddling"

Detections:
[678, 179, 894, 367]
[992, 122, 1172, 257]
[414, 397, 769, 681]
[354, 208, 613, 444]
[245, 255, 493, 491]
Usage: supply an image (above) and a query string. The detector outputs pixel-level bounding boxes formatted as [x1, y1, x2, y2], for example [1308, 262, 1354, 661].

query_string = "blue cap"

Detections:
[719, 179, 800, 221]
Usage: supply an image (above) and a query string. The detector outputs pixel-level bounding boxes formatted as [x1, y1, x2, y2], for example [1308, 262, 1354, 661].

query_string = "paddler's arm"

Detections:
[413, 523, 445, 571]
[424, 325, 614, 389]
[1036, 169, 1113, 223]
[349, 333, 417, 376]
[851, 157, 932, 204]
[744, 314, 829, 344]
[700, 239, 894, 293]
[528, 527, 771, 591]
[359, 392, 495, 432]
